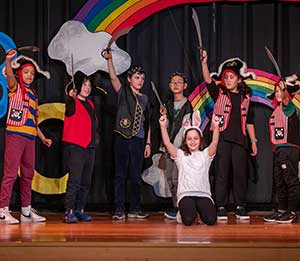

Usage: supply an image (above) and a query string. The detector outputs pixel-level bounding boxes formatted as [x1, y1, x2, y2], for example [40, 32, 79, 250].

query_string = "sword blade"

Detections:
[71, 53, 76, 90]
[17, 45, 40, 52]
[265, 46, 282, 78]
[192, 8, 203, 50]
[107, 26, 133, 49]
[151, 81, 164, 107]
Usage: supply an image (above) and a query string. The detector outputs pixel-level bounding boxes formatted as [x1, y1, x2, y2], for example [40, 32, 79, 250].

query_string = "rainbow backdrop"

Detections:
[188, 68, 300, 131]
[74, 0, 259, 35]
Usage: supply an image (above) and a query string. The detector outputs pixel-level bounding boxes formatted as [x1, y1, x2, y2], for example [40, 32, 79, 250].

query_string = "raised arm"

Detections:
[5, 49, 18, 92]
[159, 114, 177, 159]
[208, 114, 220, 157]
[102, 50, 121, 92]
[201, 49, 212, 84]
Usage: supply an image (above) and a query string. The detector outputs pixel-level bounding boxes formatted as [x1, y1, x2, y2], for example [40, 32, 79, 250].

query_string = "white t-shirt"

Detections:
[174, 148, 215, 206]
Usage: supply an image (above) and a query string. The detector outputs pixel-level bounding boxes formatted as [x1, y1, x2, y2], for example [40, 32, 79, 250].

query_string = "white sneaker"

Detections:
[20, 208, 46, 223]
[0, 207, 19, 224]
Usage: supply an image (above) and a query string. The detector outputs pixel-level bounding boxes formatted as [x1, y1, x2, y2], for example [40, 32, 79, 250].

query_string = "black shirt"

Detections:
[207, 81, 254, 148]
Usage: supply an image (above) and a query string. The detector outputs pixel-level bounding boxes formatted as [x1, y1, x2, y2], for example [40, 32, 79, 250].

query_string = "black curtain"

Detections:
[1, 0, 300, 211]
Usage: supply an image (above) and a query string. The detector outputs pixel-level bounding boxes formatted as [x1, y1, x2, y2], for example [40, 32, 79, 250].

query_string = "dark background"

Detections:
[0, 0, 300, 212]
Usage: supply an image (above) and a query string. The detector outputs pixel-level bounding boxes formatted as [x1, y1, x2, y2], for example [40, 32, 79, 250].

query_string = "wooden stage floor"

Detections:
[1, 211, 300, 260]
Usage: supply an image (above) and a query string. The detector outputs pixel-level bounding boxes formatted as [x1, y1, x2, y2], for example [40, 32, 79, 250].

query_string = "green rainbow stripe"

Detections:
[87, 0, 127, 32]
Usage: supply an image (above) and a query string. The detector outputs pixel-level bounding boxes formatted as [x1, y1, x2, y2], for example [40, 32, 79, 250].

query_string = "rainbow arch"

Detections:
[188, 68, 300, 131]
[74, 0, 259, 35]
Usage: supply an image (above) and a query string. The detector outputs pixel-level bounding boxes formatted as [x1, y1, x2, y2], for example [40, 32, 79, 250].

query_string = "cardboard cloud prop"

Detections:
[48, 20, 131, 76]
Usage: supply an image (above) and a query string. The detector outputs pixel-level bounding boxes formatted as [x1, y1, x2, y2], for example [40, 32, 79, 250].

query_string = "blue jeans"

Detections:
[114, 134, 144, 212]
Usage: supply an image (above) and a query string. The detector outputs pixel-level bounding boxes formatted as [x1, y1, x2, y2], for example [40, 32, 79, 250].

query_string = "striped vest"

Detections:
[269, 104, 288, 145]
[210, 89, 250, 136]
[6, 84, 30, 126]
[6, 84, 38, 138]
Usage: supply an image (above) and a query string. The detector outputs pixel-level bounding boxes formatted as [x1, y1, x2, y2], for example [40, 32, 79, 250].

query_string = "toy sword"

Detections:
[151, 81, 164, 108]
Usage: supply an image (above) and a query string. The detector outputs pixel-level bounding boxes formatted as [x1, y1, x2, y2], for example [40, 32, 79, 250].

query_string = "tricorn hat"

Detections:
[210, 58, 255, 84]
[65, 71, 93, 95]
[11, 55, 50, 80]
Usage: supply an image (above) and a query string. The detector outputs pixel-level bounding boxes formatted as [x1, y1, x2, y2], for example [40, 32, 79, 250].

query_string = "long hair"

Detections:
[218, 79, 252, 97]
[237, 80, 252, 97]
[180, 128, 206, 156]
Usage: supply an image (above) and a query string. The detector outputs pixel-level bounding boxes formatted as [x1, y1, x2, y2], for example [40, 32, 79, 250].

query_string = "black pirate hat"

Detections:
[266, 74, 300, 101]
[210, 57, 255, 84]
[65, 71, 93, 95]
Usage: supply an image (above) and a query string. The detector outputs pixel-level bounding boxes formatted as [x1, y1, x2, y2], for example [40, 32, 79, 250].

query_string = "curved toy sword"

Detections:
[101, 26, 133, 58]
[265, 46, 282, 78]
[151, 81, 164, 108]
[192, 8, 203, 50]
[17, 46, 40, 52]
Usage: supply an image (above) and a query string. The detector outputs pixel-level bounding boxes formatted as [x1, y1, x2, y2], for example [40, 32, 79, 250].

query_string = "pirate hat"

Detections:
[65, 71, 93, 95]
[266, 74, 300, 101]
[11, 55, 50, 80]
[210, 58, 255, 84]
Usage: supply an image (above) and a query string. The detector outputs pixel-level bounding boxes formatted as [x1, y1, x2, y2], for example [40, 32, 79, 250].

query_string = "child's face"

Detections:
[185, 129, 201, 152]
[169, 75, 187, 94]
[275, 81, 286, 102]
[79, 79, 92, 98]
[223, 72, 240, 92]
[128, 72, 145, 91]
[21, 66, 35, 85]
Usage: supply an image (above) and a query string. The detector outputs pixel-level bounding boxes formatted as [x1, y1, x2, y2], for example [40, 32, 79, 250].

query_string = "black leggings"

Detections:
[178, 196, 217, 226]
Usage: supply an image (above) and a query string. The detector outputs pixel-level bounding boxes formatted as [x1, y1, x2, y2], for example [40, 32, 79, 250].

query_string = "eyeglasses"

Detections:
[170, 81, 184, 85]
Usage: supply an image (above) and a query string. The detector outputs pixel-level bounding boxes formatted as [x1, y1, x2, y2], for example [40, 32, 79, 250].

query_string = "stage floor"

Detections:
[1, 211, 300, 260]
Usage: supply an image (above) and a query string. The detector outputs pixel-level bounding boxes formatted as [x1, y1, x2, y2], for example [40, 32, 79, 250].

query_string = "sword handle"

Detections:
[101, 47, 112, 60]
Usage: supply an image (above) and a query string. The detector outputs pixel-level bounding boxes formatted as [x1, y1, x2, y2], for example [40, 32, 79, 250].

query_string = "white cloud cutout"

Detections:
[48, 20, 131, 76]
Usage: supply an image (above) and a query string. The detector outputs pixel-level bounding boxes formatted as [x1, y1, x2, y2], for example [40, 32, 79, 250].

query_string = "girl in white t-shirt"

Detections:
[159, 111, 220, 226]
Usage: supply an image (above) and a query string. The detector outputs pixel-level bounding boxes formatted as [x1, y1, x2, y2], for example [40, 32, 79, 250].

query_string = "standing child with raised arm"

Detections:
[264, 79, 300, 223]
[62, 71, 98, 223]
[0, 49, 52, 224]
[102, 50, 151, 220]
[161, 72, 193, 220]
[201, 49, 258, 221]
[159, 110, 219, 226]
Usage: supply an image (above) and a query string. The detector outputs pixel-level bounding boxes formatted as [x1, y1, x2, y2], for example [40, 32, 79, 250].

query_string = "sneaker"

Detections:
[217, 207, 228, 221]
[112, 211, 126, 220]
[275, 211, 297, 224]
[64, 210, 78, 223]
[20, 208, 46, 223]
[0, 207, 19, 224]
[235, 206, 250, 220]
[264, 211, 284, 222]
[164, 208, 177, 220]
[75, 210, 92, 222]
[127, 211, 149, 219]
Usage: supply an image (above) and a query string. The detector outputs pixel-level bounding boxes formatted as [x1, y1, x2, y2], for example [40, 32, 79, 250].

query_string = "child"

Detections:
[62, 71, 98, 223]
[264, 79, 300, 223]
[102, 50, 151, 220]
[159, 110, 219, 226]
[0, 49, 52, 224]
[160, 72, 193, 220]
[201, 49, 258, 220]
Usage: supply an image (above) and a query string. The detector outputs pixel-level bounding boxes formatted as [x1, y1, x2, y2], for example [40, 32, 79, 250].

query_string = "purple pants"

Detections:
[0, 133, 35, 208]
